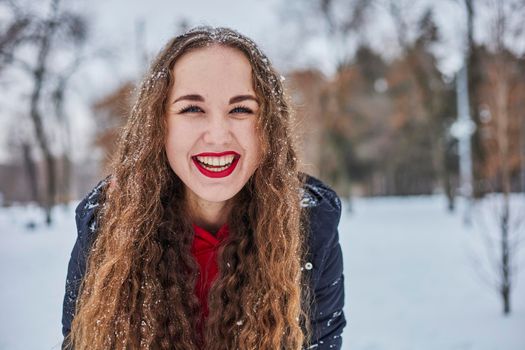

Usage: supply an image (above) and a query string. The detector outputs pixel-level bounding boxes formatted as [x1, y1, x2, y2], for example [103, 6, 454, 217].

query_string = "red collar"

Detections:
[191, 223, 229, 254]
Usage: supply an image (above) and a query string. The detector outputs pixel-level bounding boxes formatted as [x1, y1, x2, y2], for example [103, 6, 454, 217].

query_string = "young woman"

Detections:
[61, 26, 345, 350]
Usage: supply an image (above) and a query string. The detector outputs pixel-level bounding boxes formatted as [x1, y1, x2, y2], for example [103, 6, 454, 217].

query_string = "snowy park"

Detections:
[1, 0, 525, 349]
[1, 194, 523, 350]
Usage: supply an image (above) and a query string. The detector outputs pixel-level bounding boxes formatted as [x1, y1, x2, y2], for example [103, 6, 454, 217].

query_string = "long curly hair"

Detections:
[66, 26, 311, 350]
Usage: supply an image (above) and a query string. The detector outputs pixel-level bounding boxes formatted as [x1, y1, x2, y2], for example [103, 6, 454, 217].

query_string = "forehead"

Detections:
[171, 45, 255, 96]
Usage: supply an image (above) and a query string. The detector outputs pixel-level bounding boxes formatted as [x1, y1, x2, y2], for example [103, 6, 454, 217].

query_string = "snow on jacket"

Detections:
[61, 173, 346, 349]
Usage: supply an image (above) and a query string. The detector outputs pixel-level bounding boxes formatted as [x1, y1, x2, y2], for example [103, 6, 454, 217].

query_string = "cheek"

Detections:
[165, 120, 191, 163]
[242, 121, 262, 165]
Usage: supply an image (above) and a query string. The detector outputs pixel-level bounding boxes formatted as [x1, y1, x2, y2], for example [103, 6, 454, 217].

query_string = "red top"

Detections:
[191, 222, 229, 327]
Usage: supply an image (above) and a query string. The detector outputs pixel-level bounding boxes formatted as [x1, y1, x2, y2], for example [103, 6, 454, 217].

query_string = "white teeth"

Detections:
[196, 155, 235, 167]
[201, 164, 228, 172]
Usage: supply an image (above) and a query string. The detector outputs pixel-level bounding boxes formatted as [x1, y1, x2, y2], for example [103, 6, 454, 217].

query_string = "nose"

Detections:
[202, 111, 233, 145]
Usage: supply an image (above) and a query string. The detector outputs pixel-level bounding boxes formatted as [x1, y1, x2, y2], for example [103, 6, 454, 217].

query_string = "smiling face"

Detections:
[165, 45, 262, 205]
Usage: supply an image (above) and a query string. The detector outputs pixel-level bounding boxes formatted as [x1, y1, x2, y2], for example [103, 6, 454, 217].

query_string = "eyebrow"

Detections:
[173, 94, 259, 104]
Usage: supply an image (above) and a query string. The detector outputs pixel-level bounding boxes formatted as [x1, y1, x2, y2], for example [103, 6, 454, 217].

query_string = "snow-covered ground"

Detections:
[0, 195, 524, 350]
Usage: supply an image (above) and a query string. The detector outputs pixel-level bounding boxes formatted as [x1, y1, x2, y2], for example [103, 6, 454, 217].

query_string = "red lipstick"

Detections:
[192, 151, 241, 178]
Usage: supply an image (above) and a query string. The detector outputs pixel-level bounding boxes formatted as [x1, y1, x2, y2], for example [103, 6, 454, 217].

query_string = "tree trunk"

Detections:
[54, 74, 73, 205]
[465, 0, 487, 198]
[494, 52, 512, 315]
[21, 142, 39, 203]
[28, 0, 60, 224]
[500, 199, 511, 315]
[30, 63, 56, 225]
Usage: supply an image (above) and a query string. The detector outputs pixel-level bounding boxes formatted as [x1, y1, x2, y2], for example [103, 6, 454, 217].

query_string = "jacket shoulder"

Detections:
[300, 173, 343, 283]
[62, 177, 110, 339]
[300, 173, 342, 229]
[74, 177, 110, 244]
[299, 175, 346, 350]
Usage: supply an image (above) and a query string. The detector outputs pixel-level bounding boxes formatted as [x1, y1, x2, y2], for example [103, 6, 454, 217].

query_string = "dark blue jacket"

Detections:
[62, 174, 346, 349]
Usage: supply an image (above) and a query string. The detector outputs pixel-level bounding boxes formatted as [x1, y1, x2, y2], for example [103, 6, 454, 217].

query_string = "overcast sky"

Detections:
[78, 0, 290, 95]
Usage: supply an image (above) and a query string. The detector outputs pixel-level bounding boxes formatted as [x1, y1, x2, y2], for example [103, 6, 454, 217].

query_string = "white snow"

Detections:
[0, 195, 524, 349]
[339, 195, 525, 350]
[0, 204, 78, 350]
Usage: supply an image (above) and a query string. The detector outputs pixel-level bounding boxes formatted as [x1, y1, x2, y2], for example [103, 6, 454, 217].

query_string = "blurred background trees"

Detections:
[283, 0, 524, 204]
[286, 0, 460, 201]
[0, 0, 523, 227]
[0, 0, 91, 223]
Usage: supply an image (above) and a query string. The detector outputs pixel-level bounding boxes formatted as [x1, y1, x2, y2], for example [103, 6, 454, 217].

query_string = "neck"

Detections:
[185, 190, 232, 235]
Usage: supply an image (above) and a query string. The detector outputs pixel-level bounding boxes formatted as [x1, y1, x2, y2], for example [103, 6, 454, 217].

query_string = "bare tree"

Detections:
[469, 197, 524, 316]
[0, 0, 89, 223]
[486, 0, 524, 315]
[28, 0, 62, 224]
[468, 0, 525, 315]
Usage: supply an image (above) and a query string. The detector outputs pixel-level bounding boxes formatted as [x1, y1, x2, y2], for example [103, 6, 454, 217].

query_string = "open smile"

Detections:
[191, 151, 241, 178]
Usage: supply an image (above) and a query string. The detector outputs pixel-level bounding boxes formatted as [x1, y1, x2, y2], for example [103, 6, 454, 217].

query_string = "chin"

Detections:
[193, 185, 240, 203]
